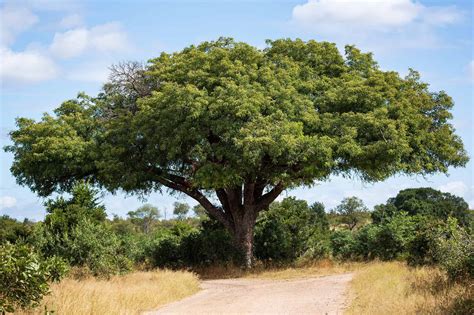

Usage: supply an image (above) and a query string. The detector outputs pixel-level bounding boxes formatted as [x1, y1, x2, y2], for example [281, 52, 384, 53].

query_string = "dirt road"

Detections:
[147, 273, 354, 315]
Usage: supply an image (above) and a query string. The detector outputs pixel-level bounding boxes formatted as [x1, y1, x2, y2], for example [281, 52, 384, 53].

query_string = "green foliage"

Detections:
[127, 203, 161, 234]
[255, 197, 330, 261]
[44, 181, 106, 236]
[332, 196, 369, 230]
[192, 204, 209, 220]
[368, 213, 417, 260]
[173, 202, 190, 220]
[66, 219, 132, 277]
[0, 215, 34, 244]
[434, 218, 474, 280]
[330, 230, 357, 260]
[6, 38, 467, 202]
[0, 243, 67, 313]
[5, 38, 468, 264]
[32, 183, 131, 277]
[372, 188, 471, 227]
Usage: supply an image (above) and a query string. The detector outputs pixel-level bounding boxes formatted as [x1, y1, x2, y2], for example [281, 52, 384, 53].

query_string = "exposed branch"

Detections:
[153, 173, 232, 231]
[255, 182, 285, 211]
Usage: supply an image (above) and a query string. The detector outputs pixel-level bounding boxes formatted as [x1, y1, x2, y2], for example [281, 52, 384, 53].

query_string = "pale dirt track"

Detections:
[146, 273, 354, 315]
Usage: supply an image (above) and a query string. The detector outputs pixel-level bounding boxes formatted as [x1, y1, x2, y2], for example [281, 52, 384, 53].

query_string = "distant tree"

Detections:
[333, 197, 369, 231]
[127, 204, 161, 234]
[173, 202, 190, 220]
[372, 188, 471, 227]
[6, 38, 468, 267]
[0, 215, 34, 244]
[192, 204, 208, 220]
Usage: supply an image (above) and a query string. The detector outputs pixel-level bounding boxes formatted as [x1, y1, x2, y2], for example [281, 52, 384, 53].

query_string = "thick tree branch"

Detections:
[255, 182, 285, 211]
[154, 174, 232, 231]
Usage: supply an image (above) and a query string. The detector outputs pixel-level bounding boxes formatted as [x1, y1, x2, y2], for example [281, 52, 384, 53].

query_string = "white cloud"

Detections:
[293, 0, 421, 31]
[438, 181, 468, 197]
[0, 196, 17, 209]
[50, 22, 129, 59]
[89, 23, 129, 52]
[0, 47, 59, 83]
[292, 0, 461, 31]
[291, 0, 463, 51]
[59, 13, 83, 28]
[50, 28, 88, 58]
[0, 5, 39, 45]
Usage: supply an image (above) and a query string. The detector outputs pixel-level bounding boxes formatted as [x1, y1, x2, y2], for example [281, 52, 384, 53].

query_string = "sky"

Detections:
[0, 0, 473, 221]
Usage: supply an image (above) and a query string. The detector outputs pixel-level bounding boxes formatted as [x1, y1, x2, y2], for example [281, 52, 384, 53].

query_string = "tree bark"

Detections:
[230, 205, 257, 268]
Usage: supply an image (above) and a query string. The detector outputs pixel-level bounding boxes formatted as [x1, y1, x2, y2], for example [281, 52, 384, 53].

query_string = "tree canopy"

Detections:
[5, 38, 468, 266]
[372, 187, 471, 227]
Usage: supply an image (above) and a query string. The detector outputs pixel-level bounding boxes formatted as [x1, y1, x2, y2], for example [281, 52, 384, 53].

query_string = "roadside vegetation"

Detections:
[347, 262, 473, 315]
[31, 270, 199, 315]
[1, 182, 472, 313]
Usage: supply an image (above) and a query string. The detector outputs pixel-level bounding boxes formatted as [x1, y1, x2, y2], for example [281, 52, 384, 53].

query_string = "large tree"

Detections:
[5, 38, 468, 267]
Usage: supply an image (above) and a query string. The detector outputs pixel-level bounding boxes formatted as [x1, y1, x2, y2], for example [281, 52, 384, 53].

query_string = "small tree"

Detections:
[127, 204, 161, 234]
[333, 197, 369, 231]
[173, 202, 190, 220]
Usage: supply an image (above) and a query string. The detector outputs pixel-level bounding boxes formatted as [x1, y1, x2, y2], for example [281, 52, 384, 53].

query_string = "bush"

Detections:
[0, 243, 68, 313]
[181, 219, 238, 266]
[33, 219, 132, 277]
[370, 213, 416, 260]
[254, 197, 330, 262]
[434, 218, 474, 280]
[330, 230, 357, 260]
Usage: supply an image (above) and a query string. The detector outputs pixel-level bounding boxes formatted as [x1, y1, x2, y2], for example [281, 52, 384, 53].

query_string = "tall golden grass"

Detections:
[21, 270, 199, 315]
[346, 261, 473, 315]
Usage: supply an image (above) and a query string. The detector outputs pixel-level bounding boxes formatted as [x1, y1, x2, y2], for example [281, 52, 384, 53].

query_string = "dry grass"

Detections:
[20, 269, 200, 315]
[195, 259, 364, 280]
[346, 261, 473, 315]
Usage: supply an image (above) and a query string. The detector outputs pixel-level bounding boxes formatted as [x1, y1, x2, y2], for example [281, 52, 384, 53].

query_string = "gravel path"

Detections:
[146, 272, 354, 315]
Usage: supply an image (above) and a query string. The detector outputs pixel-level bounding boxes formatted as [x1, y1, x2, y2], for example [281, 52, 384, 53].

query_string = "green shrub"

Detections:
[330, 230, 357, 260]
[352, 223, 381, 260]
[434, 218, 474, 280]
[181, 219, 238, 266]
[0, 243, 68, 313]
[370, 213, 416, 260]
[33, 219, 131, 277]
[66, 219, 132, 277]
[407, 217, 443, 266]
[254, 198, 330, 262]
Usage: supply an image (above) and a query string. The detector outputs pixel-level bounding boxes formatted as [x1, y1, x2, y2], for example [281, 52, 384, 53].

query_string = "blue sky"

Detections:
[1, 0, 473, 220]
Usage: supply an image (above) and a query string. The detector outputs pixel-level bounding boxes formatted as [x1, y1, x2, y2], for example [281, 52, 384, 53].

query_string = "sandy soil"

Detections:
[146, 272, 354, 315]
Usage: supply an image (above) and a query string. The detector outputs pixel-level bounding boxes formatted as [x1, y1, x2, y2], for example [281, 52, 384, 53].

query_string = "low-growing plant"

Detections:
[0, 243, 68, 313]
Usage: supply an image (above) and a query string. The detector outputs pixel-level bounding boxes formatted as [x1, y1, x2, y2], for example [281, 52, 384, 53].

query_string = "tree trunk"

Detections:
[232, 213, 256, 268]
[153, 174, 285, 269]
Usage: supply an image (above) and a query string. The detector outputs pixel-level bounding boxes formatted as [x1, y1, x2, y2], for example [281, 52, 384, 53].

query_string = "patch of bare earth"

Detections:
[145, 272, 354, 315]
